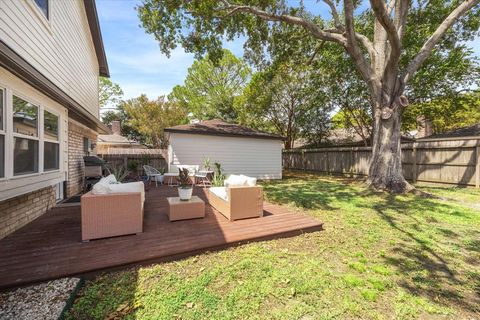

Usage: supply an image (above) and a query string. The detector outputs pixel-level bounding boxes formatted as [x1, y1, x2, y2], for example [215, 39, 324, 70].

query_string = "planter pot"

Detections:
[178, 187, 193, 201]
[155, 175, 165, 184]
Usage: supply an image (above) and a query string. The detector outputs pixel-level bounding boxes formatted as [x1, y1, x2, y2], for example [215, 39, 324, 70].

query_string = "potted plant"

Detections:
[177, 168, 193, 200]
[110, 165, 129, 183]
[155, 166, 166, 184]
[212, 162, 226, 187]
[127, 160, 139, 181]
[203, 156, 211, 171]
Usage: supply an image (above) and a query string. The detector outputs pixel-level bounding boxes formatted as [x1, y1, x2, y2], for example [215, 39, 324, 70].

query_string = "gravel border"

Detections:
[0, 277, 81, 320]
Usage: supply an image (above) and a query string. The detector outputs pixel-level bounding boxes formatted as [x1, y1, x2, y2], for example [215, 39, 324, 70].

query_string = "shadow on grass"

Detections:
[267, 171, 480, 314]
[370, 195, 480, 313]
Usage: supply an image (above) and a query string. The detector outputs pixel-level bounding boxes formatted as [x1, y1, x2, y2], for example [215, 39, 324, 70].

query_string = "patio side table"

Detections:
[166, 196, 205, 221]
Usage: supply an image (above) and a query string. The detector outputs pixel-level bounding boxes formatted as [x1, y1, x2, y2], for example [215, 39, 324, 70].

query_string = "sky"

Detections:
[96, 0, 480, 100]
[96, 0, 335, 100]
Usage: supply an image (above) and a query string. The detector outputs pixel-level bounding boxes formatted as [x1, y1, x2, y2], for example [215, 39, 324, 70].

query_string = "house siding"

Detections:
[0, 66, 68, 201]
[168, 133, 283, 179]
[67, 119, 98, 197]
[0, 0, 99, 117]
[0, 186, 55, 239]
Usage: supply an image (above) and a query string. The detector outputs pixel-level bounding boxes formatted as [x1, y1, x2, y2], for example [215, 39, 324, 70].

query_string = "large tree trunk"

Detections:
[367, 94, 412, 193]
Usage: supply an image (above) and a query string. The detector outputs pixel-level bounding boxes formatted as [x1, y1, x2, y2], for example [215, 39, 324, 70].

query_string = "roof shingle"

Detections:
[419, 123, 480, 140]
[165, 119, 283, 140]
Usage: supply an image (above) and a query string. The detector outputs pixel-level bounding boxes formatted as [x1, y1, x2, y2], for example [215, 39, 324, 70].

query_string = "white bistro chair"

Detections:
[164, 165, 199, 186]
[143, 165, 163, 187]
[194, 170, 214, 187]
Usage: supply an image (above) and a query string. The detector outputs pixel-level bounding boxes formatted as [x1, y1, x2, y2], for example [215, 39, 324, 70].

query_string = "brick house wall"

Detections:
[0, 118, 98, 239]
[0, 186, 56, 239]
[67, 119, 98, 197]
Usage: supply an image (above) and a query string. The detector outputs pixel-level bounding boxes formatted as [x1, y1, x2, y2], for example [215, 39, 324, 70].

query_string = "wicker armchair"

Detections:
[208, 175, 263, 221]
[81, 181, 144, 241]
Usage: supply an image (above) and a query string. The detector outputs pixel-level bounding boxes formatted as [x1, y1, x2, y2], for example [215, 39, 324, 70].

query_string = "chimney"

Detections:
[416, 115, 433, 138]
[111, 120, 121, 135]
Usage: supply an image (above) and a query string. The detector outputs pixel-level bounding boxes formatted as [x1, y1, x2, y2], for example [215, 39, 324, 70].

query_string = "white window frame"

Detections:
[11, 92, 41, 178]
[26, 0, 52, 32]
[0, 86, 64, 180]
[42, 107, 60, 172]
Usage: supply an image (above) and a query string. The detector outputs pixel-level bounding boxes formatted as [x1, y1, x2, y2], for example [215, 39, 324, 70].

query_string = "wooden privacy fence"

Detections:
[283, 138, 480, 187]
[98, 148, 168, 176]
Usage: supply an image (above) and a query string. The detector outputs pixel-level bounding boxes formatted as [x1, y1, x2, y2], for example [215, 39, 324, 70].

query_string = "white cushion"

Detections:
[210, 187, 228, 201]
[91, 180, 110, 195]
[244, 176, 257, 186]
[109, 181, 145, 203]
[224, 174, 247, 187]
[99, 174, 117, 185]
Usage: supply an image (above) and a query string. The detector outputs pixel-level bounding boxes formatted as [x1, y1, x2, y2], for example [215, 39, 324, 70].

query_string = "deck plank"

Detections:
[0, 185, 322, 289]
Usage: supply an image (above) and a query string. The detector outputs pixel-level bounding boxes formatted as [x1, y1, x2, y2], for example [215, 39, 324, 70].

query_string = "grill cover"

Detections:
[83, 156, 106, 166]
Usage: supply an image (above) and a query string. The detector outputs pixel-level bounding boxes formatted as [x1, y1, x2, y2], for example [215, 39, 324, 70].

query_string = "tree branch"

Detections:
[344, 0, 374, 82]
[369, 0, 401, 56]
[403, 0, 480, 84]
[323, 0, 344, 30]
[218, 2, 346, 45]
[394, 0, 409, 42]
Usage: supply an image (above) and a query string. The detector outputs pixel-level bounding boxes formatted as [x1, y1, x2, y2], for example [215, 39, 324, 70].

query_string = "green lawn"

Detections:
[67, 172, 480, 320]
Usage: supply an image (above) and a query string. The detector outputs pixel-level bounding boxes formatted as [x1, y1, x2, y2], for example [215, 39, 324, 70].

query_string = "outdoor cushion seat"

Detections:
[209, 187, 228, 201]
[91, 174, 145, 203]
[81, 175, 145, 241]
[208, 174, 263, 221]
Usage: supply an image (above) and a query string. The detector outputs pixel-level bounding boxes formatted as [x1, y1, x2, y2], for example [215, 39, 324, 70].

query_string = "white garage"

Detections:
[165, 120, 283, 179]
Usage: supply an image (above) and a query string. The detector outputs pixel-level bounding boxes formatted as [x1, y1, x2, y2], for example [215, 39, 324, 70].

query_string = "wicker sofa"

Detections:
[81, 175, 145, 241]
[208, 175, 263, 221]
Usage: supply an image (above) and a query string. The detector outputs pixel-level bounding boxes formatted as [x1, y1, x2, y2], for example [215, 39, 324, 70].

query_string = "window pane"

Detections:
[0, 89, 3, 131]
[13, 96, 38, 137]
[0, 135, 4, 178]
[44, 110, 58, 140]
[14, 137, 38, 175]
[44, 142, 59, 171]
[34, 0, 49, 19]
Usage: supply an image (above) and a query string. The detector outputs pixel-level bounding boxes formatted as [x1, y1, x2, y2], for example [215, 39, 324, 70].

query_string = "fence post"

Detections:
[325, 150, 329, 174]
[350, 147, 354, 175]
[302, 150, 306, 171]
[412, 142, 417, 184]
[476, 141, 480, 188]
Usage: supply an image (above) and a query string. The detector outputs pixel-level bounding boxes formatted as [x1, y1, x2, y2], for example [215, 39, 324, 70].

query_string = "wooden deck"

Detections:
[0, 185, 323, 289]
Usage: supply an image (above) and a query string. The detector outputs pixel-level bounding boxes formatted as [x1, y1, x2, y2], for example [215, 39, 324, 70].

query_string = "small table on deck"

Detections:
[166, 196, 205, 221]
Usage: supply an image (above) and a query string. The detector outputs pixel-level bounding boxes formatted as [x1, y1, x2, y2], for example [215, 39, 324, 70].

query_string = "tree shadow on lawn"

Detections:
[371, 195, 480, 314]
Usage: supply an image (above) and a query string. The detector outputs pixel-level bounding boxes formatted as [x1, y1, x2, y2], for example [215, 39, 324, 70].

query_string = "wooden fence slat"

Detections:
[283, 138, 480, 187]
[98, 151, 168, 177]
[476, 142, 480, 188]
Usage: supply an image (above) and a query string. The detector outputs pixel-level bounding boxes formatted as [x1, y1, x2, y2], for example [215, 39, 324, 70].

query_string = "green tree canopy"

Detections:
[237, 62, 332, 149]
[99, 77, 124, 110]
[122, 95, 188, 148]
[403, 91, 480, 134]
[169, 49, 251, 121]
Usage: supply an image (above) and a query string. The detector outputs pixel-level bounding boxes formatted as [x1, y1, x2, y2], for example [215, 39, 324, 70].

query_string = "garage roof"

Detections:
[165, 119, 283, 140]
[418, 122, 480, 140]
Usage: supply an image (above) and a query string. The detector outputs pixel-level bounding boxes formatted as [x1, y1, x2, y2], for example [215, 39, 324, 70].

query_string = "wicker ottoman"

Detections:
[167, 196, 205, 221]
